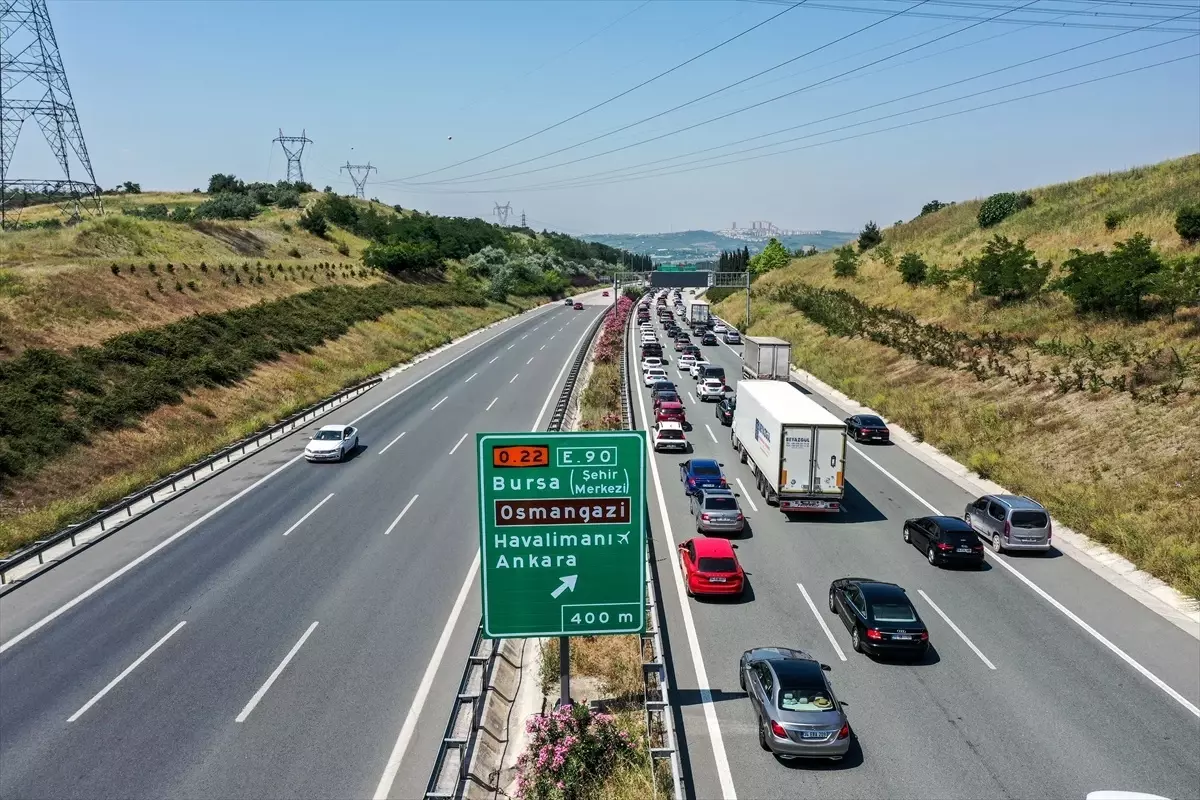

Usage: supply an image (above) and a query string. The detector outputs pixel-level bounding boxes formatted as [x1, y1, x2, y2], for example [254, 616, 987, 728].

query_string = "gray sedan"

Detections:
[739, 647, 851, 761]
[689, 487, 745, 535]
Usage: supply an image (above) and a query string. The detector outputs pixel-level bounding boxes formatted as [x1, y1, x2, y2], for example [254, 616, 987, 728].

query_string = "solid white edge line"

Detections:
[281, 493, 335, 537]
[795, 583, 846, 662]
[486, 397, 499, 411]
[378, 431, 406, 455]
[704, 424, 718, 444]
[67, 620, 187, 722]
[371, 312, 599, 799]
[383, 495, 420, 536]
[734, 478, 758, 513]
[856, 443, 1200, 718]
[916, 589, 996, 670]
[448, 432, 469, 455]
[632, 335, 738, 800]
[430, 396, 449, 411]
[0, 301, 567, 656]
[235, 620, 319, 723]
[465, 373, 477, 383]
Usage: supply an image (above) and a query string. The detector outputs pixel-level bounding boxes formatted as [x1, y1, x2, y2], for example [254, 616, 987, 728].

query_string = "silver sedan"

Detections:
[739, 647, 852, 762]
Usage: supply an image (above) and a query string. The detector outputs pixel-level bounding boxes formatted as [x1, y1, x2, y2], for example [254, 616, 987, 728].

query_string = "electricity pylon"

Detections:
[273, 129, 312, 184]
[341, 161, 376, 199]
[493, 202, 512, 226]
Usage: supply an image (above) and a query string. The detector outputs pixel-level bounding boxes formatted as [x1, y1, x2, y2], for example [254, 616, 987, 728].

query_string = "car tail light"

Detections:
[769, 720, 788, 739]
[1047, 519, 1052, 541]
[701, 513, 711, 521]
[866, 628, 883, 640]
[719, 478, 728, 487]
[687, 478, 695, 485]
[736, 513, 744, 521]
[918, 632, 929, 641]
[837, 722, 851, 740]
[1003, 519, 1011, 540]
[936, 542, 953, 551]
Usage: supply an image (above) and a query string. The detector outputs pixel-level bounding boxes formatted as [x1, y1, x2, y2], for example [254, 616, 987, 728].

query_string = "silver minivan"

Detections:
[963, 494, 1051, 553]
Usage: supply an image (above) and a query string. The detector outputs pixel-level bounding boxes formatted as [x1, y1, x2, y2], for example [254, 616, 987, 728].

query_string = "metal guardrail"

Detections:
[423, 304, 612, 800]
[624, 294, 686, 800]
[0, 376, 382, 587]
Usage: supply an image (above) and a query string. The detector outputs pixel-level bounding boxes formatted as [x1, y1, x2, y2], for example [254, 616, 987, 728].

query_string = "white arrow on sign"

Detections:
[551, 575, 578, 599]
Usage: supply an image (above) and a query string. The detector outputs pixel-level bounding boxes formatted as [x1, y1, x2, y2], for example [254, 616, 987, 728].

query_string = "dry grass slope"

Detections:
[715, 153, 1200, 598]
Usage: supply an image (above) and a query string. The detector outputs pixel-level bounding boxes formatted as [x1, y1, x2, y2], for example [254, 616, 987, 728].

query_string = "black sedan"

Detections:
[828, 578, 929, 659]
[903, 516, 985, 567]
[651, 382, 678, 403]
[716, 395, 736, 426]
[845, 414, 890, 443]
[701, 332, 719, 346]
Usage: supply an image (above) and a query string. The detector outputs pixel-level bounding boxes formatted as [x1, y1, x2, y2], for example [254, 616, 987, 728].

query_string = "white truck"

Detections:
[686, 299, 710, 328]
[741, 336, 791, 380]
[730, 380, 847, 513]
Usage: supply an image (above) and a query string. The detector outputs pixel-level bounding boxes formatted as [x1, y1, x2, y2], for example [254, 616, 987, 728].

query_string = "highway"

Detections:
[629, 296, 1200, 800]
[0, 291, 609, 800]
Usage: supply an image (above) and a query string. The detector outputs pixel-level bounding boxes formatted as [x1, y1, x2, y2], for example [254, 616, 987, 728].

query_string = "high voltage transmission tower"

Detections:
[273, 129, 312, 183]
[341, 161, 376, 199]
[520, 210, 526, 228]
[493, 201, 512, 226]
[1, 0, 103, 226]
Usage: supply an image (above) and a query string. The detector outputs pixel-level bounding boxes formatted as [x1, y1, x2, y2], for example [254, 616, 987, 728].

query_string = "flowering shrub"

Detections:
[593, 296, 633, 365]
[515, 704, 636, 799]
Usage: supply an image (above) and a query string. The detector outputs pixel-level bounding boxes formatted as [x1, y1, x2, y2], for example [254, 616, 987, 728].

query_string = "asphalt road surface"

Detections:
[0, 291, 609, 800]
[630, 298, 1200, 800]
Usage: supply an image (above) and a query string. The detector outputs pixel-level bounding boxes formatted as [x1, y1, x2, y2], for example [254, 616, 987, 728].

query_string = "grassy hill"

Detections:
[713, 153, 1200, 597]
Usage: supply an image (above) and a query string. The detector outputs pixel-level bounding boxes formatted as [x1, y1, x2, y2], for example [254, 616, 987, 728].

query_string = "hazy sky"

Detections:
[24, 0, 1200, 234]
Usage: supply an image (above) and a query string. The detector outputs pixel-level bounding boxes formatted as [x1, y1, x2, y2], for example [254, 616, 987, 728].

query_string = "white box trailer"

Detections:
[730, 380, 846, 513]
[686, 299, 710, 327]
[741, 336, 791, 380]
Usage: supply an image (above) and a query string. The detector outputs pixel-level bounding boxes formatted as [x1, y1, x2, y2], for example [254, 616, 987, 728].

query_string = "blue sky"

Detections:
[28, 0, 1200, 233]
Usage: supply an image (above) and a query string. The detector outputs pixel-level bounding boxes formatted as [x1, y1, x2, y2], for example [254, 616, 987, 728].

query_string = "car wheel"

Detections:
[927, 547, 938, 566]
[758, 720, 771, 752]
[902, 526, 911, 543]
[828, 591, 836, 613]
[992, 533, 1004, 553]
[851, 628, 863, 653]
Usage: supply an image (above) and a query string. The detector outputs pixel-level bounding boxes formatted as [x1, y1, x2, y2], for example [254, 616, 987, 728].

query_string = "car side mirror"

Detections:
[718, 463, 725, 467]
[731, 544, 739, 549]
[820, 663, 832, 671]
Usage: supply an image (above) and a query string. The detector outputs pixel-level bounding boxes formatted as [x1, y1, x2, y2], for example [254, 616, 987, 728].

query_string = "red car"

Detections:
[678, 537, 744, 598]
[656, 401, 686, 425]
[573, 302, 584, 310]
[602, 290, 609, 297]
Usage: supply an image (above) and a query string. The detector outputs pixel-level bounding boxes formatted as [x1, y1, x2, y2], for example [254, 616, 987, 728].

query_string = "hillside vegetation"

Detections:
[0, 179, 615, 556]
[714, 153, 1200, 597]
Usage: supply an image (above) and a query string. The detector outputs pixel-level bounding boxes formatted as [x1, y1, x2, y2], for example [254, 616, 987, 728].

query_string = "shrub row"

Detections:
[0, 282, 486, 484]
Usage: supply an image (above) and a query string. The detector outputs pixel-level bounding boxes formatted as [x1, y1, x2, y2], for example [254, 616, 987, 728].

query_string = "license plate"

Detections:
[799, 731, 826, 740]
[892, 634, 912, 640]
[708, 577, 727, 583]
[956, 546, 971, 552]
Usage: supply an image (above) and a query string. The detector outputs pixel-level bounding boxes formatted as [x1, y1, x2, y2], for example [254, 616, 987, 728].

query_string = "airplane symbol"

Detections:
[618, 532, 629, 544]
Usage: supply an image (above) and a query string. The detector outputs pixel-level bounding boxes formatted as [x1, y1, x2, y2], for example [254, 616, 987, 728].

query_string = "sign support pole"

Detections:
[745, 269, 752, 330]
[559, 636, 571, 707]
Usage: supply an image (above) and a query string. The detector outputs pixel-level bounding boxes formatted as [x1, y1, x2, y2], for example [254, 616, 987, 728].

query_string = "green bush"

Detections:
[875, 244, 895, 269]
[336, 240, 351, 256]
[857, 221, 883, 251]
[110, 264, 121, 276]
[297, 209, 328, 238]
[833, 245, 859, 278]
[363, 241, 441, 275]
[208, 173, 245, 194]
[898, 252, 929, 285]
[920, 200, 947, 216]
[966, 235, 1049, 301]
[1057, 232, 1164, 317]
[1104, 211, 1125, 231]
[275, 190, 301, 209]
[977, 192, 1034, 228]
[193, 192, 260, 220]
[1176, 204, 1200, 244]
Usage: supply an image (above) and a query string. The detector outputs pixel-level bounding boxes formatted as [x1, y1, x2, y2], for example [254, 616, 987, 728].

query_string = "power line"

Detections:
[405, 0, 1045, 187]
[491, 8, 1198, 191]
[398, 0, 938, 187]
[397, 0, 806, 181]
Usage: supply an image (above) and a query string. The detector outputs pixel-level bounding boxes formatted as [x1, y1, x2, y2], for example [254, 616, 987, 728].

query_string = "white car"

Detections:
[653, 421, 689, 452]
[689, 359, 711, 378]
[643, 367, 668, 387]
[639, 322, 654, 332]
[305, 424, 359, 461]
[723, 329, 741, 344]
[641, 356, 663, 371]
[697, 379, 726, 401]
[678, 353, 697, 370]
[712, 323, 727, 334]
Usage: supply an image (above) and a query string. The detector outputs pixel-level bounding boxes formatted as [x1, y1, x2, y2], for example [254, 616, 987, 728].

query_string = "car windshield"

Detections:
[705, 497, 738, 511]
[313, 430, 342, 441]
[1011, 510, 1049, 528]
[691, 463, 721, 477]
[659, 429, 684, 440]
[697, 557, 737, 573]
[860, 416, 885, 426]
[778, 686, 835, 713]
[705, 368, 725, 377]
[871, 602, 917, 623]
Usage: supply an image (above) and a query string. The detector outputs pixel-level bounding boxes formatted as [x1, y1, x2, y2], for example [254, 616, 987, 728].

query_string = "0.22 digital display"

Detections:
[491, 444, 550, 468]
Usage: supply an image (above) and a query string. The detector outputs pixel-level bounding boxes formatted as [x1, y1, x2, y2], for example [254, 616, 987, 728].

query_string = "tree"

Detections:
[967, 234, 1049, 301]
[832, 245, 859, 278]
[192, 193, 260, 220]
[919, 200, 947, 216]
[362, 241, 441, 275]
[897, 252, 928, 285]
[1176, 204, 1200, 244]
[750, 237, 790, 274]
[297, 209, 328, 238]
[858, 221, 883, 251]
[1057, 232, 1164, 317]
[207, 173, 245, 195]
[122, 181, 142, 194]
[978, 192, 1033, 228]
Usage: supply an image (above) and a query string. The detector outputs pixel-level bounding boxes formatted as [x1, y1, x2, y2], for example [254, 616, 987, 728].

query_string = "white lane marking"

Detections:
[859, 445, 1200, 718]
[558, 327, 564, 332]
[0, 303, 564, 655]
[527, 357, 534, 365]
[486, 397, 499, 411]
[67, 621, 187, 722]
[383, 495, 419, 536]
[465, 372, 477, 383]
[507, 343, 516, 350]
[540, 344, 546, 351]
[489, 356, 500, 364]
[704, 424, 718, 443]
[378, 431, 406, 455]
[282, 493, 335, 537]
[510, 373, 519, 384]
[373, 329, 591, 797]
[235, 621, 319, 722]
[734, 478, 758, 513]
[632, 341, 737, 799]
[917, 589, 996, 670]
[687, 392, 698, 405]
[550, 334, 556, 340]
[521, 334, 528, 340]
[448, 432, 469, 455]
[430, 396, 449, 411]
[796, 583, 846, 662]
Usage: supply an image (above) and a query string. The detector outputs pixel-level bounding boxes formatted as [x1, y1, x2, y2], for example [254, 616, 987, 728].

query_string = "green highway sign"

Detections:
[477, 431, 647, 638]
